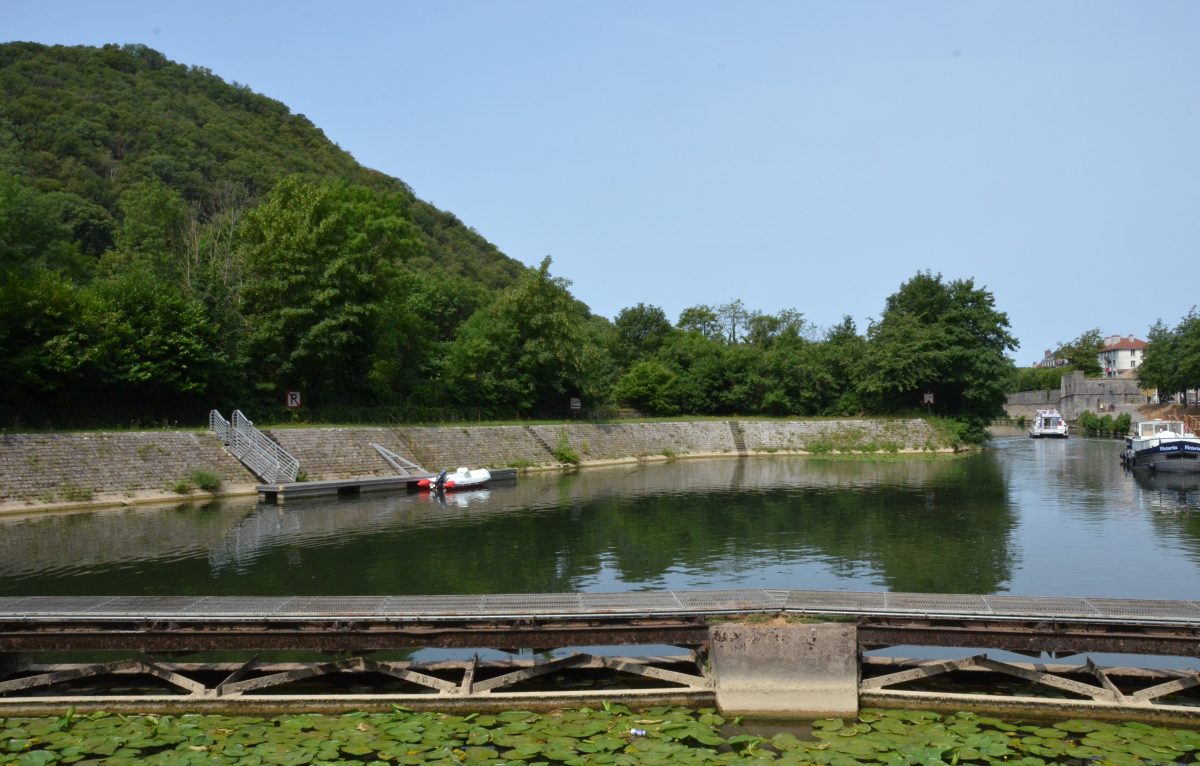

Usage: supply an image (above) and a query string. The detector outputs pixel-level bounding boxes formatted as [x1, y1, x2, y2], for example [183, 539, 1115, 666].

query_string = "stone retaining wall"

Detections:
[740, 418, 938, 452]
[0, 431, 255, 508]
[1005, 372, 1146, 420]
[0, 418, 949, 512]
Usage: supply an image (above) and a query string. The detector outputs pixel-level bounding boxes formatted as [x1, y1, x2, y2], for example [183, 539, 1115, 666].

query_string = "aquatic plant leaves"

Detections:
[5, 706, 1200, 766]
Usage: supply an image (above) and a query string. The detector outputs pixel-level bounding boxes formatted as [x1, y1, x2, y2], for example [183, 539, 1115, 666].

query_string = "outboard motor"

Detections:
[433, 469, 448, 493]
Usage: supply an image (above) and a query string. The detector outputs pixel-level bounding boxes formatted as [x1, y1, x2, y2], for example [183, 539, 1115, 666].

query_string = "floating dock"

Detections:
[256, 467, 519, 503]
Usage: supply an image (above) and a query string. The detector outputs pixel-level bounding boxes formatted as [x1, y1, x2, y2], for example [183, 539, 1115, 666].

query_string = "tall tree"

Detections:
[443, 257, 598, 416]
[862, 271, 1016, 438]
[677, 304, 723, 340]
[237, 176, 416, 406]
[612, 303, 675, 368]
[1138, 319, 1178, 399]
[1055, 328, 1103, 376]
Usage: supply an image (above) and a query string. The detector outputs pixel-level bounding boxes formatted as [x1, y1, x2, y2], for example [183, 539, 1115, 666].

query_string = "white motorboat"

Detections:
[416, 466, 492, 492]
[1029, 409, 1069, 438]
[1122, 420, 1200, 472]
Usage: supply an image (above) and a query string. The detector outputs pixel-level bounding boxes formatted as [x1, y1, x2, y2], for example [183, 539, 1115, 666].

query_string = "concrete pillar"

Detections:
[710, 622, 859, 718]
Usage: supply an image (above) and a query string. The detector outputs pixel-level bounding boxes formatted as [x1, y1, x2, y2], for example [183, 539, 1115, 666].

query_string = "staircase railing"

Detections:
[209, 409, 230, 444]
[209, 409, 300, 483]
[371, 443, 426, 475]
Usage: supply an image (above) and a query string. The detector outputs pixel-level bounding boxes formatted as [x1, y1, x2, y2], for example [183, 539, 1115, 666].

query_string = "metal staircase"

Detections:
[209, 410, 300, 483]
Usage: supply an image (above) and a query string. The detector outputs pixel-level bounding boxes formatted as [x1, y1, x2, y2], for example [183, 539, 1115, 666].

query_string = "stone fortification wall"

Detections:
[0, 431, 255, 508]
[1004, 372, 1146, 420]
[1058, 372, 1145, 419]
[1003, 390, 1059, 419]
[0, 418, 949, 512]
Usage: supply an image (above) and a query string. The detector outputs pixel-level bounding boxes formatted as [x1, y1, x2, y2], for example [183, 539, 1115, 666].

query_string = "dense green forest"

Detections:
[0, 43, 1019, 439]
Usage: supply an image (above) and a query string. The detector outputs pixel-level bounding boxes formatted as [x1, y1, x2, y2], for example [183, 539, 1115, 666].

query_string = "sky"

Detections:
[7, 1, 1200, 364]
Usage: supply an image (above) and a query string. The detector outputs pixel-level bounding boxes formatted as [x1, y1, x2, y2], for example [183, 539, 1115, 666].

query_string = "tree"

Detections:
[0, 268, 96, 406]
[757, 316, 862, 416]
[677, 304, 723, 340]
[717, 299, 750, 343]
[1138, 320, 1176, 398]
[612, 303, 675, 368]
[1055, 328, 1103, 376]
[237, 176, 416, 406]
[1141, 310, 1200, 402]
[613, 359, 679, 415]
[85, 269, 232, 406]
[106, 179, 188, 282]
[746, 308, 807, 349]
[861, 271, 1016, 439]
[0, 173, 92, 280]
[1009, 365, 1068, 393]
[443, 257, 598, 416]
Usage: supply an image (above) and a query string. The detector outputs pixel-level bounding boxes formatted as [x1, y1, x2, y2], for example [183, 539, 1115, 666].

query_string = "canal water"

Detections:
[3, 435, 1200, 600]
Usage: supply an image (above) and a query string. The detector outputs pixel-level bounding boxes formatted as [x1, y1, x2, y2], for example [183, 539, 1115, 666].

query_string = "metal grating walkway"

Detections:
[1, 590, 1199, 625]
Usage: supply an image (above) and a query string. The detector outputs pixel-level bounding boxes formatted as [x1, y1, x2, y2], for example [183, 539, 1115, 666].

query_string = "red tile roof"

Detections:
[1101, 337, 1146, 351]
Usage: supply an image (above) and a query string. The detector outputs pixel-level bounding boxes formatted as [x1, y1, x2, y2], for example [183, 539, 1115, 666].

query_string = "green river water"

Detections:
[3, 436, 1200, 759]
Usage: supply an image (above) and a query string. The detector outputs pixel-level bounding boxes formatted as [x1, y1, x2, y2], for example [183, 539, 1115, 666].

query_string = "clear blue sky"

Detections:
[8, 1, 1200, 363]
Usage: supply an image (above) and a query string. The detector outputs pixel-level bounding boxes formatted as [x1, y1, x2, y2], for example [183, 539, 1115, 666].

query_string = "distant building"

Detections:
[1033, 348, 1069, 369]
[1098, 335, 1146, 378]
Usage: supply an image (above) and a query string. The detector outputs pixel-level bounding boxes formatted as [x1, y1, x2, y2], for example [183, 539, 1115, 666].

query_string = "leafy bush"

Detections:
[1078, 410, 1099, 434]
[1114, 412, 1132, 435]
[551, 430, 580, 464]
[171, 479, 194, 494]
[190, 469, 222, 492]
[1098, 414, 1114, 436]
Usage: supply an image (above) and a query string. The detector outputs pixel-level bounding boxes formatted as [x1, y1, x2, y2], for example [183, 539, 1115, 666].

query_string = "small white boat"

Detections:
[1123, 420, 1200, 473]
[417, 466, 492, 492]
[1029, 409, 1069, 438]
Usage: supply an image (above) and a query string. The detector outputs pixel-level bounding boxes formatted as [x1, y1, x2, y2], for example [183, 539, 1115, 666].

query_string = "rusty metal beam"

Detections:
[858, 618, 1200, 656]
[0, 620, 708, 653]
[472, 653, 591, 693]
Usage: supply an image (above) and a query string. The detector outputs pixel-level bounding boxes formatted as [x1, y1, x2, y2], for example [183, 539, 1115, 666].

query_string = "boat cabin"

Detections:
[1135, 420, 1188, 438]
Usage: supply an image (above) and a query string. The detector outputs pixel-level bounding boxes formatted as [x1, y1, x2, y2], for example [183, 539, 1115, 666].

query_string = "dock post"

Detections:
[710, 622, 859, 718]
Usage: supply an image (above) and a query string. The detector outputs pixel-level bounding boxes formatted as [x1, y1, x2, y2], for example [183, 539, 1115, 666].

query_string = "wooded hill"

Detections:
[0, 42, 522, 287]
[0, 43, 1018, 439]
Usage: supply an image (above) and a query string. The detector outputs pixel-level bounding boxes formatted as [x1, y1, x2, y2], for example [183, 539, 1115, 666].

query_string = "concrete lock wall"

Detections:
[710, 623, 859, 718]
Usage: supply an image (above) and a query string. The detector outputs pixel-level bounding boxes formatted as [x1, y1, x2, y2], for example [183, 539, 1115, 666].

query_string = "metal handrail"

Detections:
[209, 410, 231, 445]
[231, 410, 300, 483]
[209, 410, 300, 483]
[370, 443, 426, 475]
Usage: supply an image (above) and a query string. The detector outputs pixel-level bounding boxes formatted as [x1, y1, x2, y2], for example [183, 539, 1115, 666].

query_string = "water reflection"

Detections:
[2, 442, 1200, 600]
[1131, 469, 1200, 509]
[0, 456, 1016, 596]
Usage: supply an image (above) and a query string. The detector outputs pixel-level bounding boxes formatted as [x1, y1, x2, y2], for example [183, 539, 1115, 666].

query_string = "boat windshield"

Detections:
[1139, 421, 1185, 437]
